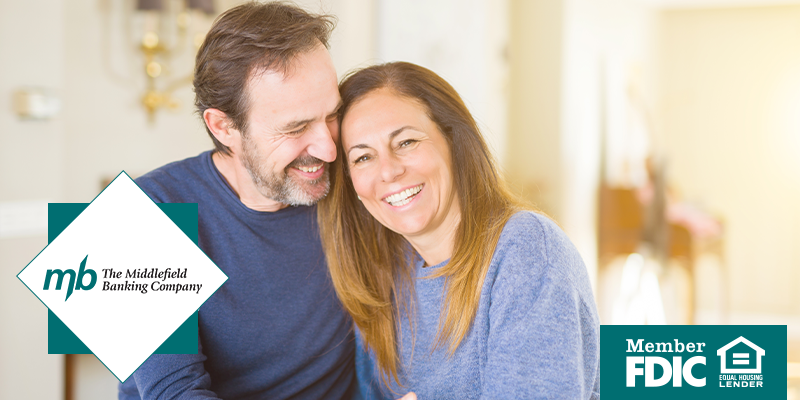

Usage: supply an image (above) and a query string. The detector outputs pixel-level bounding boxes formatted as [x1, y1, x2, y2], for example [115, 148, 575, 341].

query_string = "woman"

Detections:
[318, 62, 600, 399]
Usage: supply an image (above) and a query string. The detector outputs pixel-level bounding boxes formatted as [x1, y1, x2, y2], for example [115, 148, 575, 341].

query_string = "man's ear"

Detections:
[203, 108, 240, 149]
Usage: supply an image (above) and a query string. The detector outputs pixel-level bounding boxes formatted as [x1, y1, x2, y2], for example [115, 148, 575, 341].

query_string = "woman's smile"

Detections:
[382, 184, 424, 207]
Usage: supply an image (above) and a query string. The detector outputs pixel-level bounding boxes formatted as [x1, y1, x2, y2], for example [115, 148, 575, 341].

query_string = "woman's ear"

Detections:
[204, 108, 240, 150]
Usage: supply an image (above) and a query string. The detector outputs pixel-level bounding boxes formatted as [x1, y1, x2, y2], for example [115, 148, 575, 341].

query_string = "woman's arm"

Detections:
[484, 266, 600, 399]
[482, 213, 600, 399]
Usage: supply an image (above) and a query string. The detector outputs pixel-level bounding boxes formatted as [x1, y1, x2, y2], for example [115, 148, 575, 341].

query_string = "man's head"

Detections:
[195, 1, 340, 206]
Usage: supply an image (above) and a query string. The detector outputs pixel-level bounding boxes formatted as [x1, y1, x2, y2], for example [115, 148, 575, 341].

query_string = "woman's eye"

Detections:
[399, 139, 417, 148]
[353, 154, 371, 164]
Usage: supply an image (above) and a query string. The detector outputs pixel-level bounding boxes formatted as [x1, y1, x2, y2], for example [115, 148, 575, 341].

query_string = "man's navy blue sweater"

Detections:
[118, 151, 355, 400]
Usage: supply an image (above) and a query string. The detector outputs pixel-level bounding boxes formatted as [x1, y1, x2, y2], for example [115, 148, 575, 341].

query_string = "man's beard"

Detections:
[240, 135, 330, 206]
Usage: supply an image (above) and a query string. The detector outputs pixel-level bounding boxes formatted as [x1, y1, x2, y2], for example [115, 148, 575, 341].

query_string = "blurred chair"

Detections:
[598, 184, 726, 324]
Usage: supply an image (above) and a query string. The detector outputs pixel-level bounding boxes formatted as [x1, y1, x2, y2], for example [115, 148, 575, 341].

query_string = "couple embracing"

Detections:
[119, 2, 600, 399]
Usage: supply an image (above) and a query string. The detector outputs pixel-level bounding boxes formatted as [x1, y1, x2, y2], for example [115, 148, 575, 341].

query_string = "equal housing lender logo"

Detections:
[17, 172, 228, 382]
[601, 325, 787, 399]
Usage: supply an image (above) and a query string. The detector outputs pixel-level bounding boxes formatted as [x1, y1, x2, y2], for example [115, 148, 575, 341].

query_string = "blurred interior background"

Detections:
[1, 0, 799, 398]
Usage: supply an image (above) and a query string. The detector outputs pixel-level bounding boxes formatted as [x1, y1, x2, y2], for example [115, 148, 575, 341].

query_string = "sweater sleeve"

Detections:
[118, 174, 222, 400]
[118, 340, 221, 400]
[481, 215, 600, 399]
[353, 328, 393, 400]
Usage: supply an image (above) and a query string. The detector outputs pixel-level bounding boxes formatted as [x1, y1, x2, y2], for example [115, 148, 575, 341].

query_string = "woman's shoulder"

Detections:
[492, 211, 590, 291]
[496, 211, 579, 264]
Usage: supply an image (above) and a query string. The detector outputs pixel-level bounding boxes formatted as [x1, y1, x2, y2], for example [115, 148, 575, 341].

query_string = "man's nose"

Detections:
[306, 122, 337, 163]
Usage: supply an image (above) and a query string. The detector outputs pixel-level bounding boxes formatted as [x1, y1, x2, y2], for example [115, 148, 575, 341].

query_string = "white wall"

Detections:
[562, 0, 660, 289]
[507, 0, 565, 219]
[0, 0, 66, 398]
[659, 5, 800, 320]
[322, 0, 378, 77]
[508, 0, 659, 289]
[62, 0, 213, 203]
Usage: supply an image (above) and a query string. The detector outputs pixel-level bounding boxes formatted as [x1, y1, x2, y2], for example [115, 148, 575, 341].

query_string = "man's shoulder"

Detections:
[136, 151, 214, 203]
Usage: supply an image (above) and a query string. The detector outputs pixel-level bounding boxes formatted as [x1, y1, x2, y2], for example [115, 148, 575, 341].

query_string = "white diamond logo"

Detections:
[17, 172, 227, 382]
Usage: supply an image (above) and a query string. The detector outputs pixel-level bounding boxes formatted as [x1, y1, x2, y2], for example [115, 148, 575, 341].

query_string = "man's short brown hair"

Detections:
[194, 1, 336, 155]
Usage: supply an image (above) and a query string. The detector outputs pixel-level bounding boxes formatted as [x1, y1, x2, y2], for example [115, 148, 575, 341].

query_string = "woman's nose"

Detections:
[380, 153, 405, 182]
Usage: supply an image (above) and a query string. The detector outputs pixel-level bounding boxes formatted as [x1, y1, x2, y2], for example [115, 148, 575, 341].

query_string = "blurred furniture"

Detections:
[598, 187, 642, 260]
[598, 184, 726, 324]
[66, 354, 75, 400]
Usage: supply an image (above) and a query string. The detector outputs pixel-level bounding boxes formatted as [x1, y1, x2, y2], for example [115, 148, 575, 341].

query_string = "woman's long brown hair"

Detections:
[318, 62, 532, 387]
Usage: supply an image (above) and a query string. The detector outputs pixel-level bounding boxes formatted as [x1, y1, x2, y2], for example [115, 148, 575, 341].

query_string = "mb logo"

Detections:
[43, 255, 96, 301]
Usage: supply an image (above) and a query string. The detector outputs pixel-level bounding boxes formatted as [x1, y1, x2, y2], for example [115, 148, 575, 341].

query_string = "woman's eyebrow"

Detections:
[346, 125, 419, 155]
[347, 143, 371, 154]
[388, 125, 415, 140]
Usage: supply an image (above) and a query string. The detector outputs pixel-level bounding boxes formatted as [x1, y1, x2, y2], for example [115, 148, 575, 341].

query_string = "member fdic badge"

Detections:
[601, 325, 787, 399]
[17, 172, 228, 382]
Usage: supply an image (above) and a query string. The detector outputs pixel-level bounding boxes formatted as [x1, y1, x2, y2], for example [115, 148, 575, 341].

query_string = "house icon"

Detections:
[717, 336, 765, 374]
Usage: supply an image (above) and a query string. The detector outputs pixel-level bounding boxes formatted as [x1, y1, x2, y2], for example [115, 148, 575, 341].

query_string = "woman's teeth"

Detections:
[383, 184, 423, 207]
[298, 165, 321, 173]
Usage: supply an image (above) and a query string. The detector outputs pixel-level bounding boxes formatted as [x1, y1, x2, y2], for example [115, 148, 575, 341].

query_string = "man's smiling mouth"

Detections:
[383, 184, 424, 207]
[297, 165, 322, 173]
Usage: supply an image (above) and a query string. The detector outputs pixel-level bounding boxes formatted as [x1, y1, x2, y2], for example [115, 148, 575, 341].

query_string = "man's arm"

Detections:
[122, 177, 220, 399]
[118, 340, 220, 400]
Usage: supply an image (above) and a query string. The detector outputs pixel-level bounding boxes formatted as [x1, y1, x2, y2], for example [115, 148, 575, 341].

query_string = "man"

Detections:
[118, 2, 354, 399]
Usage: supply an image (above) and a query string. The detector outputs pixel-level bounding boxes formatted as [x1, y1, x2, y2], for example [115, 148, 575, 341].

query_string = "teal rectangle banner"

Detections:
[47, 202, 199, 355]
[601, 325, 787, 399]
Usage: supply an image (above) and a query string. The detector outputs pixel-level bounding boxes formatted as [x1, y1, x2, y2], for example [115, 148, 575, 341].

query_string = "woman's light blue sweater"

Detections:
[355, 211, 600, 399]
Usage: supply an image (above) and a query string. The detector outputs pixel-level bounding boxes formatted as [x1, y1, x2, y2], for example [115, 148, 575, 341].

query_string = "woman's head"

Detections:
[336, 62, 502, 241]
[341, 88, 459, 248]
[319, 62, 528, 387]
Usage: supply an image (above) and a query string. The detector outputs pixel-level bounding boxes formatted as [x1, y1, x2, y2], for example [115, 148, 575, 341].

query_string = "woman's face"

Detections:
[341, 89, 460, 241]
